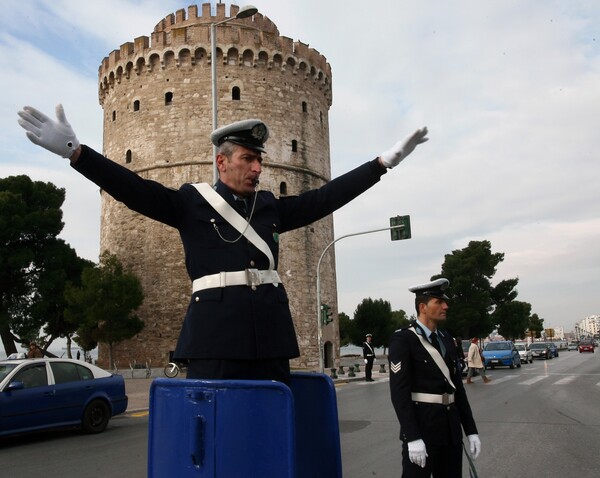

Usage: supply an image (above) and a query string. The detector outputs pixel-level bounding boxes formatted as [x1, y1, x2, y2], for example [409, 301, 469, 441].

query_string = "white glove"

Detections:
[380, 127, 429, 169]
[17, 104, 80, 158]
[467, 434, 481, 459]
[407, 439, 427, 468]
[364, 359, 368, 364]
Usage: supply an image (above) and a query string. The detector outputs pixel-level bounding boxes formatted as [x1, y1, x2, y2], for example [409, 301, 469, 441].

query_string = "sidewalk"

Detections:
[122, 361, 388, 412]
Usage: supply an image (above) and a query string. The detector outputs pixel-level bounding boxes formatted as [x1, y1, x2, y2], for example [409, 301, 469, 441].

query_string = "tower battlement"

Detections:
[98, 3, 331, 106]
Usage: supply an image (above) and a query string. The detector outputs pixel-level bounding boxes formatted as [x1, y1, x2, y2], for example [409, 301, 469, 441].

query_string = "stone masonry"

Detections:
[96, 3, 340, 370]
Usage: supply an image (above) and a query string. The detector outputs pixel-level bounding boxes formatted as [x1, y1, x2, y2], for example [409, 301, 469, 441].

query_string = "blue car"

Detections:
[0, 357, 127, 437]
[482, 341, 521, 369]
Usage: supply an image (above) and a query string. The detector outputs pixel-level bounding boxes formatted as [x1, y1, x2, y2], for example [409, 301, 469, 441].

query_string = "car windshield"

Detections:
[515, 344, 526, 351]
[485, 343, 510, 351]
[0, 363, 19, 382]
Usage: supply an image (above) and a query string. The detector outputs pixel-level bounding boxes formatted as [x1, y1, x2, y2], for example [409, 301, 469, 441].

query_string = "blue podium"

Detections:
[148, 372, 342, 478]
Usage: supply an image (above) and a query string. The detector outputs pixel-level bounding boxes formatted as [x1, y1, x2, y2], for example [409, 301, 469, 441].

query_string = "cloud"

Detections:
[2, 0, 599, 334]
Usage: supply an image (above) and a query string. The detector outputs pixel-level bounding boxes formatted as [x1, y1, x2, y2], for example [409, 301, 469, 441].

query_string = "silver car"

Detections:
[514, 343, 533, 364]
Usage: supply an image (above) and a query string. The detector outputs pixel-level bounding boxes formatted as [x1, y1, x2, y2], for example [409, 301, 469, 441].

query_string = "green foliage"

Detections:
[436, 240, 509, 338]
[338, 312, 352, 346]
[527, 313, 544, 339]
[0, 175, 66, 355]
[391, 309, 410, 332]
[349, 298, 393, 349]
[65, 251, 145, 368]
[493, 300, 532, 340]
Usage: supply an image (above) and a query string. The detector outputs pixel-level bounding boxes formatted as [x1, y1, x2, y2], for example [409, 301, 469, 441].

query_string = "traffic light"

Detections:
[321, 304, 333, 325]
[390, 215, 411, 241]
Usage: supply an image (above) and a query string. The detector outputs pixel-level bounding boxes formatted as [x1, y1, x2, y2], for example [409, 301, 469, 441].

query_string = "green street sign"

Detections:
[390, 215, 411, 241]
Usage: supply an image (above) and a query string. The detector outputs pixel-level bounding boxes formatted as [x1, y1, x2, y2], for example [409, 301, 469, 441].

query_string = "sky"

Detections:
[2, 0, 599, 336]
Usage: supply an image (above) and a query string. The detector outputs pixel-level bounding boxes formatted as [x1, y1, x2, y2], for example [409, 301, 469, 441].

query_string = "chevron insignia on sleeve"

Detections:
[390, 361, 402, 373]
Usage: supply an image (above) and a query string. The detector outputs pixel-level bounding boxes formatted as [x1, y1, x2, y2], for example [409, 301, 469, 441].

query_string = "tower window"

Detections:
[126, 150, 132, 164]
[302, 101, 307, 113]
[112, 111, 116, 121]
[291, 140, 298, 152]
[133, 100, 140, 111]
[232, 86, 241, 100]
[165, 92, 173, 105]
[279, 182, 288, 195]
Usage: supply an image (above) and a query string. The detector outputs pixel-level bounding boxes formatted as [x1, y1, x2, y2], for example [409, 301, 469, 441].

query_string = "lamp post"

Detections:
[316, 221, 410, 373]
[210, 4, 258, 184]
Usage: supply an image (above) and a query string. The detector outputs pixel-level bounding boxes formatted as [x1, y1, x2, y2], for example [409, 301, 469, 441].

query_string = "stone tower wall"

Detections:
[96, 3, 340, 369]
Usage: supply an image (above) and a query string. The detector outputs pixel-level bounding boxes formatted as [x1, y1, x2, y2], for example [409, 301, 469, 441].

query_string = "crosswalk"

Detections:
[466, 373, 600, 387]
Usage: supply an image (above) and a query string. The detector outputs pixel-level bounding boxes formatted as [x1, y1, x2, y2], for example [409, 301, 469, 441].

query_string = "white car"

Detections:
[514, 343, 533, 364]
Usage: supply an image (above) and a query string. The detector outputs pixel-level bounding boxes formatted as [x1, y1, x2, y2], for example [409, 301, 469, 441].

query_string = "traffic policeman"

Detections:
[389, 278, 481, 477]
[362, 333, 376, 382]
[18, 104, 429, 384]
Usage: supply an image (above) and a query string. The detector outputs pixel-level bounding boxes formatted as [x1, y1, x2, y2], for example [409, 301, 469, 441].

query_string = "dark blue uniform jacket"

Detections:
[389, 325, 478, 446]
[73, 145, 386, 361]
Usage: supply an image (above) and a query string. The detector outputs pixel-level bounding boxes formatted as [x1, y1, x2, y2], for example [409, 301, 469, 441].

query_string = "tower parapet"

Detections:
[99, 4, 331, 107]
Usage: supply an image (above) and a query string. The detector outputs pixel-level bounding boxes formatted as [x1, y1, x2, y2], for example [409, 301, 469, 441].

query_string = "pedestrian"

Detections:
[466, 337, 490, 384]
[363, 333, 376, 382]
[389, 278, 481, 477]
[454, 336, 466, 373]
[27, 342, 43, 359]
[18, 104, 428, 384]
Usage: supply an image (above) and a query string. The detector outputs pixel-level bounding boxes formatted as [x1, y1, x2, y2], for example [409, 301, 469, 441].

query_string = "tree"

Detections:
[0, 175, 65, 356]
[65, 252, 145, 368]
[435, 240, 513, 338]
[27, 240, 94, 357]
[493, 300, 532, 340]
[349, 298, 392, 349]
[338, 312, 352, 347]
[527, 313, 544, 339]
[391, 309, 410, 332]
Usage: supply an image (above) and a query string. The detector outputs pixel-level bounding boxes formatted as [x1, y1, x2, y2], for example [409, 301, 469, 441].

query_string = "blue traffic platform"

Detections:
[148, 372, 342, 478]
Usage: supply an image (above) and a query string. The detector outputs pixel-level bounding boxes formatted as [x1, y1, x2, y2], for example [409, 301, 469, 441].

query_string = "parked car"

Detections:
[578, 341, 594, 353]
[567, 342, 578, 351]
[514, 343, 533, 364]
[555, 340, 568, 351]
[0, 357, 127, 437]
[482, 341, 521, 369]
[529, 342, 552, 359]
[543, 342, 559, 358]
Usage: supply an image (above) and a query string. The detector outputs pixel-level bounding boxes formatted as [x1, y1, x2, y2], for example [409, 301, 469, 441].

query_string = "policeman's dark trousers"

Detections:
[186, 358, 291, 385]
[365, 358, 375, 381]
[401, 441, 462, 477]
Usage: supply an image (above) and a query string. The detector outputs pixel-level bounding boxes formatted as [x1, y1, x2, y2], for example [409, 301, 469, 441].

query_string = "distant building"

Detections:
[576, 315, 600, 339]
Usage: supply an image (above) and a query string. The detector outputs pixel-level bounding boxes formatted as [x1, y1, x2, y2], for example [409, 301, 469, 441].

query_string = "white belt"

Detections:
[411, 392, 455, 405]
[192, 269, 281, 292]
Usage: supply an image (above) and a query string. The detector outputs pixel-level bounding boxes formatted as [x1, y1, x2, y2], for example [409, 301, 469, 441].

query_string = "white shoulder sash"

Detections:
[192, 183, 275, 270]
[409, 327, 456, 391]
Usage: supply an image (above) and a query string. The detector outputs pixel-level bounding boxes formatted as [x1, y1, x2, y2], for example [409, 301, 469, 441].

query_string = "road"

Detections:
[1, 350, 599, 477]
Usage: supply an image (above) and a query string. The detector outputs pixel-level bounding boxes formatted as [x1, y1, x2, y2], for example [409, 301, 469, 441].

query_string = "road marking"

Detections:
[130, 411, 149, 417]
[554, 376, 577, 385]
[519, 375, 550, 385]
[483, 375, 519, 385]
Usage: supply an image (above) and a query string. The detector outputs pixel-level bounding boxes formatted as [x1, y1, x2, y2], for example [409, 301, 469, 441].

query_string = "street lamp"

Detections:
[316, 220, 411, 373]
[211, 4, 258, 184]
